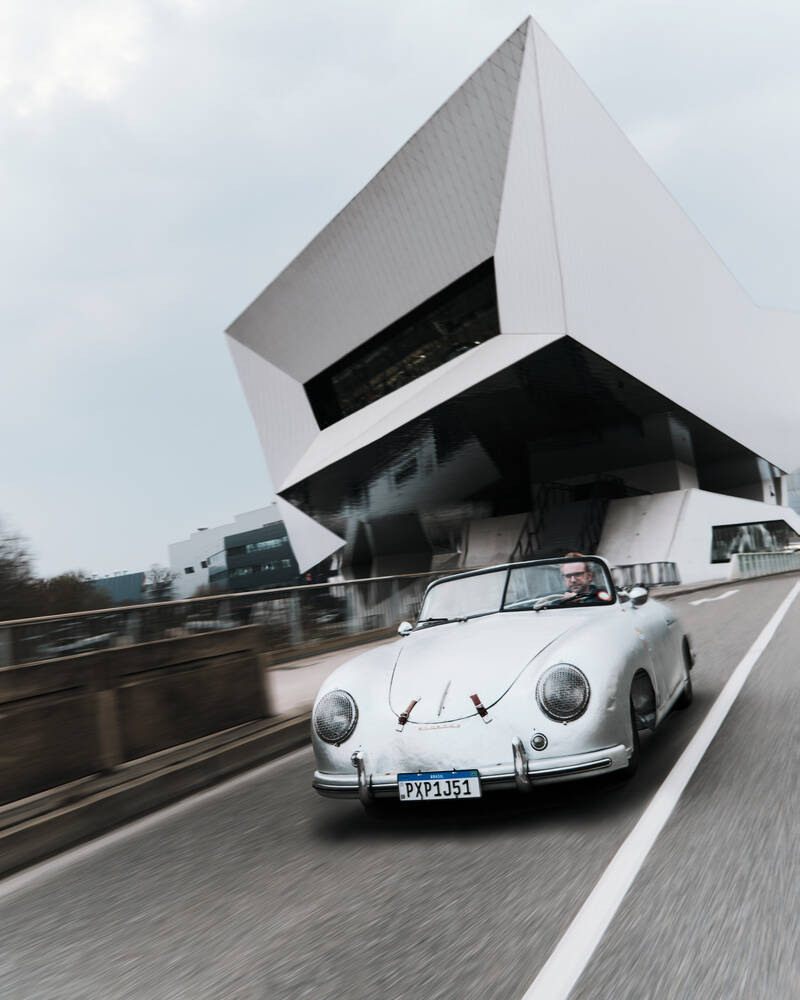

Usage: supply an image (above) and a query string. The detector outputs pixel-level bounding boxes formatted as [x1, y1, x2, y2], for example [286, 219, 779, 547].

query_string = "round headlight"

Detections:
[536, 664, 590, 721]
[313, 690, 358, 744]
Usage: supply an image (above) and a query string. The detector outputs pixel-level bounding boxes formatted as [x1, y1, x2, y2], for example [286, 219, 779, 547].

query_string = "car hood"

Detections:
[389, 612, 574, 723]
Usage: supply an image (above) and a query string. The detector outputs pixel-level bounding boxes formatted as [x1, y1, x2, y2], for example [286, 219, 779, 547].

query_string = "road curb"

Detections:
[0, 711, 311, 879]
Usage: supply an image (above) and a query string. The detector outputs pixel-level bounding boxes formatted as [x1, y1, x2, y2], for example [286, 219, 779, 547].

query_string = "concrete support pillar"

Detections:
[287, 592, 303, 647]
[95, 688, 123, 772]
[0, 628, 13, 668]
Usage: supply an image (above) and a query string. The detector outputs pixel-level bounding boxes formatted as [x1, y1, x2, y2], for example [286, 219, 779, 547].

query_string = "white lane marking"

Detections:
[689, 589, 739, 606]
[521, 580, 800, 1000]
[0, 744, 313, 903]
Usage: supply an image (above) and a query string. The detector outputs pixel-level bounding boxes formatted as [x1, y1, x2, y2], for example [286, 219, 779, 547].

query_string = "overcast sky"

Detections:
[2, 0, 799, 578]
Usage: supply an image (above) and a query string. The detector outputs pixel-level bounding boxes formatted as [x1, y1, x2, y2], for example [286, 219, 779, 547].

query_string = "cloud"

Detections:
[0, 0, 220, 117]
[2, 0, 799, 578]
[0, 1, 151, 115]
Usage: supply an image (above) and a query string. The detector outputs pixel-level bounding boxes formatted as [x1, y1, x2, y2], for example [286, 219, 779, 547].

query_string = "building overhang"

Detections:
[226, 17, 800, 569]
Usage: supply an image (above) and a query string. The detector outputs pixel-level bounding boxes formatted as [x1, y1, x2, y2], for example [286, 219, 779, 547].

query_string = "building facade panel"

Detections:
[494, 24, 565, 336]
[227, 336, 319, 491]
[227, 17, 800, 583]
[599, 488, 800, 583]
[226, 26, 528, 384]
[531, 22, 800, 472]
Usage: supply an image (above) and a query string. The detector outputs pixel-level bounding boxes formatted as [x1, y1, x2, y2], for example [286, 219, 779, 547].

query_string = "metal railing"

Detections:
[0, 570, 458, 668]
[611, 562, 681, 589]
[728, 550, 800, 580]
[0, 558, 688, 669]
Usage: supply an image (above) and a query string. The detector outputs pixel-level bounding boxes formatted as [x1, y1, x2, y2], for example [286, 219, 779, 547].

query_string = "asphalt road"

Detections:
[1, 575, 798, 999]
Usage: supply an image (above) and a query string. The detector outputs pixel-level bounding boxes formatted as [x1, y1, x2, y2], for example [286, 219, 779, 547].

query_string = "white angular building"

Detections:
[168, 505, 281, 599]
[226, 18, 800, 583]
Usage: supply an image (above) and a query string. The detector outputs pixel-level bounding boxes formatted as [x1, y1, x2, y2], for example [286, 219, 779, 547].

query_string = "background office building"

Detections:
[208, 522, 299, 592]
[169, 505, 331, 598]
[90, 571, 145, 605]
[226, 18, 800, 584]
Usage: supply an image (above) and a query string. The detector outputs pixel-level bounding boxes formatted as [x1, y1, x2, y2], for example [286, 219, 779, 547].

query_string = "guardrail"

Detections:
[0, 570, 454, 668]
[0, 559, 687, 669]
[611, 562, 681, 589]
[728, 550, 800, 579]
[0, 626, 268, 807]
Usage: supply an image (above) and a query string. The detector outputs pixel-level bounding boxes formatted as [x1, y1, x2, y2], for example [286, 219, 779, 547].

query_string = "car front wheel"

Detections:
[620, 698, 640, 780]
[673, 668, 693, 710]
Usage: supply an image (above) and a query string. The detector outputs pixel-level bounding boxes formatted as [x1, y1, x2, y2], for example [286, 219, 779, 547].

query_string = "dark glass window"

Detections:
[244, 536, 288, 554]
[711, 520, 800, 563]
[231, 566, 255, 578]
[305, 259, 499, 428]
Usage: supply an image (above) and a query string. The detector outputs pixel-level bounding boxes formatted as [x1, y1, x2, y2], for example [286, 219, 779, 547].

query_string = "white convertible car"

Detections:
[311, 556, 694, 807]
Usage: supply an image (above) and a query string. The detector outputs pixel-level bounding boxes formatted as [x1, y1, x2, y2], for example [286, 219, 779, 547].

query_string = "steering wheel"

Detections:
[533, 592, 576, 610]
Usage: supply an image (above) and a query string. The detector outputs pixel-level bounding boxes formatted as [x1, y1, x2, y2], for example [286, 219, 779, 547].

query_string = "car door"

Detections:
[618, 597, 663, 707]
[634, 598, 684, 713]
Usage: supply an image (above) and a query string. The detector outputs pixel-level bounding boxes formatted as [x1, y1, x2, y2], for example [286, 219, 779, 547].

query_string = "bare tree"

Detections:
[0, 520, 114, 620]
[39, 572, 113, 615]
[144, 564, 178, 603]
[0, 523, 37, 620]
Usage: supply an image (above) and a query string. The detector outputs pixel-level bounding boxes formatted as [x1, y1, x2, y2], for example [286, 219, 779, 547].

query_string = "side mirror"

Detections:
[397, 621, 413, 637]
[629, 585, 649, 607]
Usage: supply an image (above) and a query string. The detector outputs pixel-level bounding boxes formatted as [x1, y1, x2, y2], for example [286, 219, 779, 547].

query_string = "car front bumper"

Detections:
[312, 742, 630, 800]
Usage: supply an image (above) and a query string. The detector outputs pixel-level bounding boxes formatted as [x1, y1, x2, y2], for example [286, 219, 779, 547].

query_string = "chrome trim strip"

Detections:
[530, 757, 612, 778]
[313, 747, 621, 798]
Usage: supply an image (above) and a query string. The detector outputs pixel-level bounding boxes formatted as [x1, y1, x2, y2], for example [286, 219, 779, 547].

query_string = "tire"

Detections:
[620, 698, 640, 780]
[673, 668, 693, 710]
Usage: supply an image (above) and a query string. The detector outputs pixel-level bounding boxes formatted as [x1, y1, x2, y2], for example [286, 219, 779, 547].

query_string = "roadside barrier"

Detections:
[728, 550, 800, 579]
[0, 570, 452, 668]
[0, 626, 268, 808]
[0, 558, 689, 670]
[611, 562, 681, 589]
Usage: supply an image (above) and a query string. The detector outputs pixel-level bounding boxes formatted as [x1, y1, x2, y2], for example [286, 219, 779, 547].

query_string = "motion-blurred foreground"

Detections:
[0, 573, 797, 999]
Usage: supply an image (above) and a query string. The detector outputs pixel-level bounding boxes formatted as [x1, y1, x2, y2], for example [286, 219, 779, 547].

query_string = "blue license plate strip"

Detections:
[397, 769, 481, 801]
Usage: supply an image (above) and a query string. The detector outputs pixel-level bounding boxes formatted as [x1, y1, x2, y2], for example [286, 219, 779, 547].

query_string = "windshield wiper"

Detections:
[416, 616, 467, 628]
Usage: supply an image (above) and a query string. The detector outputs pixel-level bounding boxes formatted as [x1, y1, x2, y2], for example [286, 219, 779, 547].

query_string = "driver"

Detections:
[560, 552, 601, 602]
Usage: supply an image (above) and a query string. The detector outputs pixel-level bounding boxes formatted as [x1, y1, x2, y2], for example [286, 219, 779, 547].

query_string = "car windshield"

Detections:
[503, 559, 614, 610]
[418, 569, 507, 623]
[418, 558, 615, 625]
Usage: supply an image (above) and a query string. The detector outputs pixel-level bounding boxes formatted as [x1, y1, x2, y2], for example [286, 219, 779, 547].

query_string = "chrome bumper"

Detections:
[312, 743, 629, 800]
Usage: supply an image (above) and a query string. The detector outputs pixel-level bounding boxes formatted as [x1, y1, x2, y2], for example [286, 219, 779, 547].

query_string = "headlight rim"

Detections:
[313, 689, 359, 745]
[536, 663, 590, 722]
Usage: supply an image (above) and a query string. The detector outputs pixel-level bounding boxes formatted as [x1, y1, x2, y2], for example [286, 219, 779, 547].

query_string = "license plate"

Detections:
[397, 769, 481, 801]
